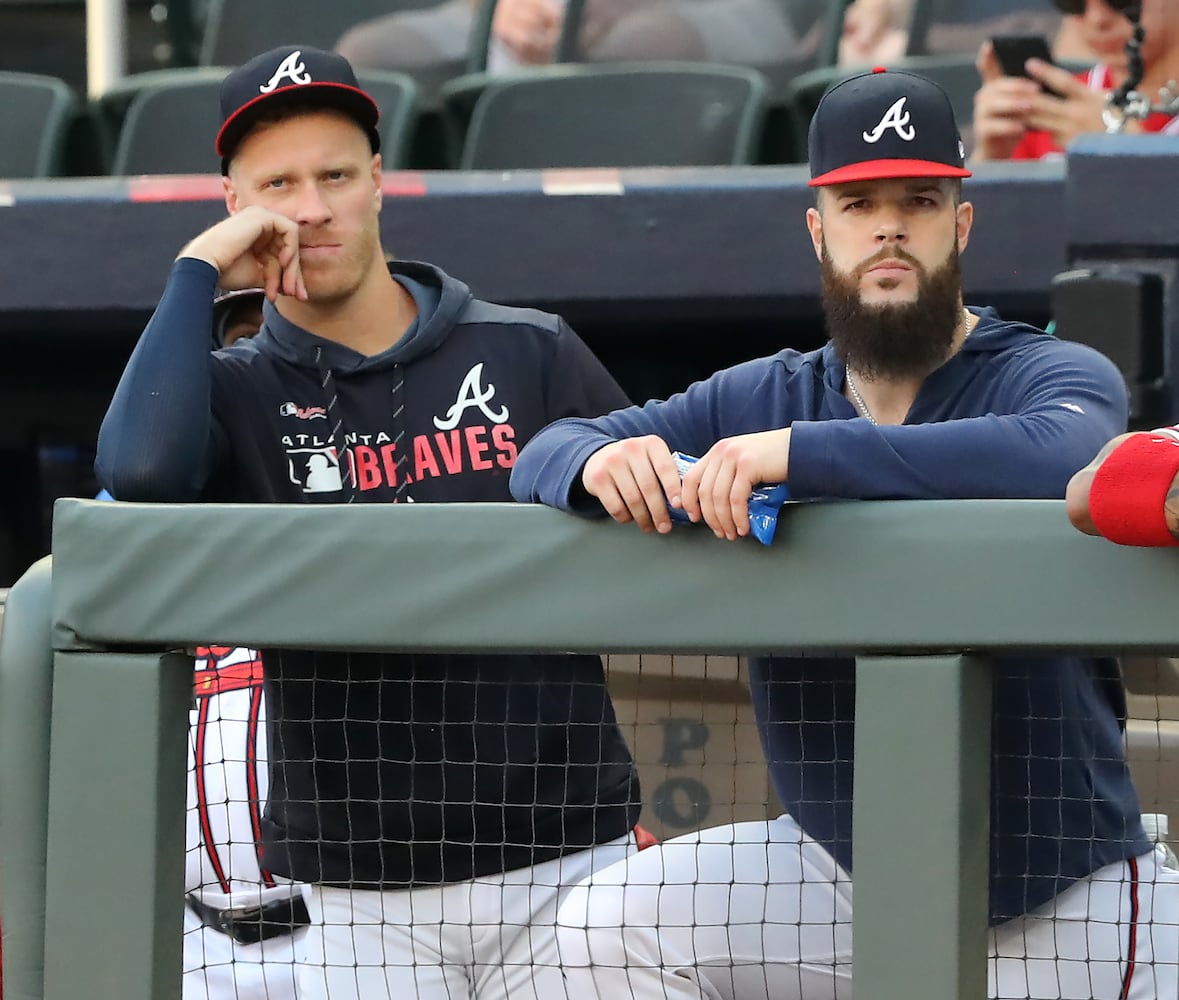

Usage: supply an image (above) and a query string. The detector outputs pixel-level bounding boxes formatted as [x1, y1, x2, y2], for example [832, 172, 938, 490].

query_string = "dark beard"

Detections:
[820, 243, 963, 380]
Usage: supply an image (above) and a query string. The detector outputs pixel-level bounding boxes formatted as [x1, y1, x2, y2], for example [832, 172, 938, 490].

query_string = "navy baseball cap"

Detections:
[216, 45, 381, 171]
[212, 288, 264, 347]
[808, 67, 971, 187]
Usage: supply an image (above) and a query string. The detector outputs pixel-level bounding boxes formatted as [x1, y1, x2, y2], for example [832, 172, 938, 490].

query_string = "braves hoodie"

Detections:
[97, 257, 641, 886]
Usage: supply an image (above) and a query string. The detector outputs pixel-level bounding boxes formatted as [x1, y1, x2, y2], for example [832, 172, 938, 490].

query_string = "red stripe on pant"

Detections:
[1120, 855, 1140, 1000]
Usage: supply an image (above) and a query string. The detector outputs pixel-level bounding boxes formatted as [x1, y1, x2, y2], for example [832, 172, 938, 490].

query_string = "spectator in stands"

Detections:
[95, 44, 644, 1000]
[510, 66, 1179, 999]
[839, 0, 912, 66]
[973, 0, 1179, 161]
[334, 0, 827, 76]
[839, 0, 1067, 67]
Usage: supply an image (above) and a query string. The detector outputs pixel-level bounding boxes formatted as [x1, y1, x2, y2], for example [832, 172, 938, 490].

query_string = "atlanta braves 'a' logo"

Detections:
[434, 363, 510, 430]
[259, 51, 312, 93]
[863, 97, 916, 144]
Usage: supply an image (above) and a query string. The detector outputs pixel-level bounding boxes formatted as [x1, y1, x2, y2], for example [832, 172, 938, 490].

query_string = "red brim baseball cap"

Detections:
[808, 67, 972, 187]
[216, 45, 380, 172]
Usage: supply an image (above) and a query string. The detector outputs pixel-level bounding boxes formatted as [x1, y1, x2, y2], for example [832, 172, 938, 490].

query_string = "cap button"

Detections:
[872, 66, 888, 74]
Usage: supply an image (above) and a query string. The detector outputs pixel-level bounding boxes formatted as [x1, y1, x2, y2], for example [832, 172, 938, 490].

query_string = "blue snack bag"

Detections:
[668, 452, 789, 545]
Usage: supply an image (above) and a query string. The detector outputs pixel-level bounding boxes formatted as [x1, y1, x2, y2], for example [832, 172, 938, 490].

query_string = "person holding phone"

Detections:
[972, 0, 1179, 161]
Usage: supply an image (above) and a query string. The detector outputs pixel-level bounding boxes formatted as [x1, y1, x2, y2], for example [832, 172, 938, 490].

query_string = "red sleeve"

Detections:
[1009, 129, 1062, 160]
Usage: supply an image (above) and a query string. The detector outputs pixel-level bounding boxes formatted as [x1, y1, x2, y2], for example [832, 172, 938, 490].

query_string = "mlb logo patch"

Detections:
[286, 446, 343, 494]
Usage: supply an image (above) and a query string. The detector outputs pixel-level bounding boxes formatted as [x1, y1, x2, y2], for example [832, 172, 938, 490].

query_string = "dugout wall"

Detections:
[5, 498, 1179, 998]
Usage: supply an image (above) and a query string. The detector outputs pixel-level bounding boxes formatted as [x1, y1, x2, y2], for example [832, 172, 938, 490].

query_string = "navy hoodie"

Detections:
[510, 311, 1148, 924]
[97, 258, 641, 886]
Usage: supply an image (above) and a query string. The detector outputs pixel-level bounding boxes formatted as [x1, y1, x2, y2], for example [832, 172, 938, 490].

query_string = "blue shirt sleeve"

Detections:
[786, 340, 1128, 499]
[510, 337, 1129, 510]
[94, 258, 228, 501]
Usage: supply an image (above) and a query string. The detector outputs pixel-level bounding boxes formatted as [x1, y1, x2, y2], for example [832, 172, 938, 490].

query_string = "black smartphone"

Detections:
[990, 33, 1055, 80]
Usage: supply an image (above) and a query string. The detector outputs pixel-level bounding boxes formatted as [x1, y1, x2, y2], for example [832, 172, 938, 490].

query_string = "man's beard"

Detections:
[820, 242, 964, 380]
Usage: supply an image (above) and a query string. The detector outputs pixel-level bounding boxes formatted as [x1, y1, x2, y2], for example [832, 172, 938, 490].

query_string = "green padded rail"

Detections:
[15, 497, 1179, 1000]
[51, 497, 1179, 654]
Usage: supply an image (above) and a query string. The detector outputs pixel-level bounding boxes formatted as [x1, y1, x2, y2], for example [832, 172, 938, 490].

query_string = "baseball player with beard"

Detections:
[511, 67, 1179, 1000]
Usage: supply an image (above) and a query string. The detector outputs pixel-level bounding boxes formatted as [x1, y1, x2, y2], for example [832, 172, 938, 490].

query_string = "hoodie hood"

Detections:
[250, 260, 472, 374]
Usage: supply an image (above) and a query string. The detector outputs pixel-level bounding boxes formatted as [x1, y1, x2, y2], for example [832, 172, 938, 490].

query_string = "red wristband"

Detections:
[1088, 431, 1179, 547]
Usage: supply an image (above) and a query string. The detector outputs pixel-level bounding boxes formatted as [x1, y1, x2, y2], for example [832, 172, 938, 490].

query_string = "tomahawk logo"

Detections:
[259, 50, 312, 93]
[863, 97, 916, 143]
[434, 363, 510, 430]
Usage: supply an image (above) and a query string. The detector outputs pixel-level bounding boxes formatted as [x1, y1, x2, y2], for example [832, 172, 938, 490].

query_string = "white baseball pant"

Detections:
[554, 814, 1179, 1000]
[185, 647, 308, 1000]
[296, 832, 636, 999]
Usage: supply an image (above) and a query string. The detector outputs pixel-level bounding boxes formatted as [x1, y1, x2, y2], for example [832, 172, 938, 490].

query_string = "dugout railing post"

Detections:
[42, 649, 190, 1000]
[11, 498, 1179, 1000]
[0, 559, 55, 1000]
[854, 655, 992, 998]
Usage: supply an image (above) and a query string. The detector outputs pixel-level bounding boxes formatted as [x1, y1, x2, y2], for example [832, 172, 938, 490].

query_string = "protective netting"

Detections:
[171, 647, 1179, 999]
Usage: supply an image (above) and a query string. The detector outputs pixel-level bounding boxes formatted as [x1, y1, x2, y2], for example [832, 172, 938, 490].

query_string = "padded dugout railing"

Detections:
[4, 497, 1179, 999]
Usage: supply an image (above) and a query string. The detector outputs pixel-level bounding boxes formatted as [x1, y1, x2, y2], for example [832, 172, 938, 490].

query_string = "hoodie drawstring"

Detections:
[314, 346, 358, 504]
[314, 349, 410, 503]
[390, 362, 409, 500]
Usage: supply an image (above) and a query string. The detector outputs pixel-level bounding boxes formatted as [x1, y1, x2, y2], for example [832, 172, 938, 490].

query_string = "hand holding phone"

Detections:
[990, 34, 1056, 80]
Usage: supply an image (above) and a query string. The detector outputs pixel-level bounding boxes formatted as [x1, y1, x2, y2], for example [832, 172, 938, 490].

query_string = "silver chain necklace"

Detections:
[845, 311, 978, 426]
[845, 370, 877, 425]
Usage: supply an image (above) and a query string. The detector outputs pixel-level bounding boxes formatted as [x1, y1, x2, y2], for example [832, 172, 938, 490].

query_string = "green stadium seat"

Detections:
[0, 70, 77, 178]
[103, 67, 419, 175]
[441, 63, 769, 170]
[198, 0, 440, 67]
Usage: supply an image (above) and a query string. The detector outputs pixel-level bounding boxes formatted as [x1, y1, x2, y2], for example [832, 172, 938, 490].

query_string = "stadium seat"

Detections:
[779, 53, 982, 163]
[106, 67, 419, 175]
[441, 63, 769, 170]
[199, 0, 440, 67]
[906, 0, 1064, 58]
[0, 71, 77, 178]
[106, 67, 230, 175]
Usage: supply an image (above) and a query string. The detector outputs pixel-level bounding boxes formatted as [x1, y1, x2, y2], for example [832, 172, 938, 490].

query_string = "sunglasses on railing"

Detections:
[1051, 0, 1140, 14]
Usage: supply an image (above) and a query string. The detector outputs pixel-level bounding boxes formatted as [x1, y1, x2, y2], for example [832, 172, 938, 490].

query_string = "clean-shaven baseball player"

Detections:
[95, 44, 642, 1000]
[511, 67, 1179, 999]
